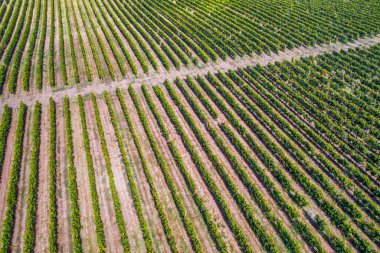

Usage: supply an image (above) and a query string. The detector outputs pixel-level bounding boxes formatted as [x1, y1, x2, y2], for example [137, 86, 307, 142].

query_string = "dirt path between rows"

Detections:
[35, 104, 51, 252]
[70, 99, 98, 252]
[11, 109, 32, 251]
[1, 34, 380, 108]
[56, 101, 72, 252]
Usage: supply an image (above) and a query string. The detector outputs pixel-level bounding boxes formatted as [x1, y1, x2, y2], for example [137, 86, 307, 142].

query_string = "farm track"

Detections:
[1, 34, 380, 108]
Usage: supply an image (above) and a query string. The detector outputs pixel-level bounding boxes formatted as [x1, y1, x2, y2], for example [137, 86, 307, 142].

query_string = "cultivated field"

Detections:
[0, 0, 380, 95]
[0, 0, 379, 252]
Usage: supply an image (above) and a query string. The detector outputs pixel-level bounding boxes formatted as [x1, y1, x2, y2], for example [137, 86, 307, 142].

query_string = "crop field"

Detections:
[0, 0, 379, 252]
[0, 0, 379, 94]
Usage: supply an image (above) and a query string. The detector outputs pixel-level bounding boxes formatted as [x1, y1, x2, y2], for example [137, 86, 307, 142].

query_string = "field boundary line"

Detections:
[1, 34, 380, 108]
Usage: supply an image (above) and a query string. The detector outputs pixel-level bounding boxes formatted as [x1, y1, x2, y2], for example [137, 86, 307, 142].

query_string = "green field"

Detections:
[0, 0, 379, 252]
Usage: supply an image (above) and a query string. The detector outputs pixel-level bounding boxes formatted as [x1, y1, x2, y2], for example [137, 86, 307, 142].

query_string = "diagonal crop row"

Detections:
[140, 84, 230, 252]
[77, 96, 106, 252]
[63, 97, 82, 252]
[0, 102, 27, 252]
[23, 101, 42, 252]
[90, 94, 131, 252]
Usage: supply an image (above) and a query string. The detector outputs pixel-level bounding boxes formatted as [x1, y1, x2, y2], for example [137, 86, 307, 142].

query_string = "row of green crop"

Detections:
[250, 65, 379, 192]
[6, 0, 36, 93]
[144, 0, 223, 61]
[0, 0, 10, 24]
[202, 73, 377, 252]
[268, 60, 378, 171]
[86, 0, 130, 76]
[63, 0, 79, 84]
[92, 91, 151, 252]
[173, 78, 305, 253]
[0, 105, 12, 174]
[77, 96, 106, 252]
[0, 0, 19, 40]
[195, 76, 307, 207]
[89, 93, 130, 252]
[154, 84, 256, 253]
[0, 0, 29, 94]
[271, 58, 379, 165]
[302, 52, 380, 155]
[0, 103, 27, 252]
[184, 77, 218, 119]
[48, 0, 55, 87]
[63, 97, 82, 252]
[74, 0, 106, 80]
[48, 98, 57, 252]
[35, 0, 48, 90]
[57, 0, 67, 85]
[141, 85, 169, 139]
[124, 0, 190, 67]
[141, 84, 229, 252]
[165, 80, 281, 253]
[99, 0, 156, 72]
[134, 0, 209, 63]
[21, 0, 42, 91]
[233, 67, 380, 222]
[0, 0, 26, 58]
[23, 102, 41, 252]
[115, 88, 182, 252]
[68, 0, 91, 82]
[188, 75, 354, 252]
[110, 0, 172, 70]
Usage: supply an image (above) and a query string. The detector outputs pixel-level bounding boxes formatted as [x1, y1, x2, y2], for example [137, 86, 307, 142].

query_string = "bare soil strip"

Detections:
[1, 34, 380, 108]
[35, 104, 51, 252]
[70, 99, 98, 252]
[158, 86, 264, 251]
[83, 98, 124, 253]
[0, 109, 18, 226]
[141, 87, 247, 252]
[135, 89, 222, 253]
[11, 110, 32, 251]
[86, 96, 146, 252]
[55, 101, 72, 252]
[108, 93, 172, 253]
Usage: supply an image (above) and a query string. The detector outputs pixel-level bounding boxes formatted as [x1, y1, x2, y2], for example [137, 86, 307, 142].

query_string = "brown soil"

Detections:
[141, 86, 243, 252]
[92, 95, 146, 252]
[157, 85, 265, 251]
[0, 109, 18, 228]
[55, 100, 72, 252]
[11, 109, 32, 251]
[35, 104, 51, 252]
[111, 90, 184, 252]
[83, 98, 123, 253]
[70, 99, 98, 252]
[171, 82, 288, 251]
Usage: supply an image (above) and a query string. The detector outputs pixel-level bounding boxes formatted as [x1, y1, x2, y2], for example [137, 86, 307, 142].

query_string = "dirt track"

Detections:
[1, 34, 380, 109]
